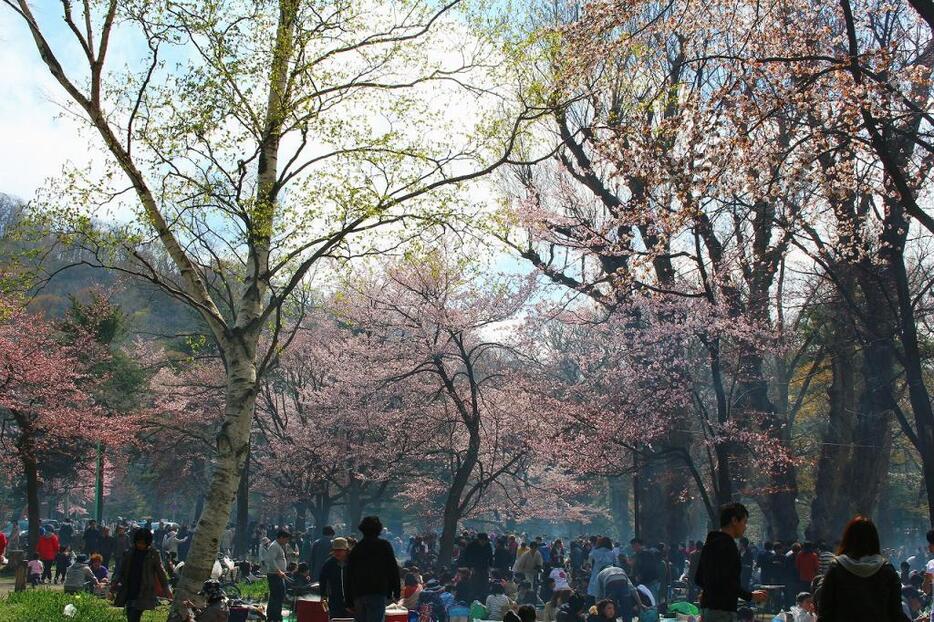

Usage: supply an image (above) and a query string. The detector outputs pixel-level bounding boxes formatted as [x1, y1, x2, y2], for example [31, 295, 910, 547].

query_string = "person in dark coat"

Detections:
[816, 516, 908, 622]
[111, 528, 171, 622]
[83, 520, 101, 555]
[694, 503, 767, 622]
[463, 533, 494, 602]
[320, 537, 351, 618]
[346, 516, 401, 622]
[310, 526, 336, 580]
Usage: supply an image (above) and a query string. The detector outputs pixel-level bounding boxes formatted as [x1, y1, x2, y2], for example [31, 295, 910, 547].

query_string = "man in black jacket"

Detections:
[320, 537, 351, 618]
[346, 516, 401, 622]
[694, 503, 767, 622]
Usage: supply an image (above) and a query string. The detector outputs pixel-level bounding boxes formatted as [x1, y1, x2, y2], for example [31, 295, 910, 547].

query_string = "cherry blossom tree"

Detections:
[330, 248, 565, 565]
[0, 297, 103, 553]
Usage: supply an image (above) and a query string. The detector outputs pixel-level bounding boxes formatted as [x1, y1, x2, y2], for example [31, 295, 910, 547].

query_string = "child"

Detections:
[27, 555, 43, 587]
[54, 545, 72, 584]
[791, 592, 816, 622]
[485, 583, 513, 621]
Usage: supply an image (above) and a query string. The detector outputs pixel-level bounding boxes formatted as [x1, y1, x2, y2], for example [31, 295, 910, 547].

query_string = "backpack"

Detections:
[418, 590, 448, 622]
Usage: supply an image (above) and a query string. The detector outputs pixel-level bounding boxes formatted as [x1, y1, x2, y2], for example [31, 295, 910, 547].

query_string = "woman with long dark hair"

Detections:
[816, 516, 907, 621]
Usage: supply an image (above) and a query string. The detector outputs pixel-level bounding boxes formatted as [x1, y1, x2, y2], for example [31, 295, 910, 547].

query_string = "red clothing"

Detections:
[796, 550, 819, 582]
[37, 533, 59, 561]
[0, 532, 7, 557]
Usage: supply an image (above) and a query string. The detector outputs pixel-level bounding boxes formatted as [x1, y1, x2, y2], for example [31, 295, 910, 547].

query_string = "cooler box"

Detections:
[296, 596, 329, 622]
[386, 607, 409, 622]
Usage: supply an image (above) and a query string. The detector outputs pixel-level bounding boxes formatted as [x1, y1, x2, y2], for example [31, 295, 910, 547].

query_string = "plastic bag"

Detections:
[469, 600, 488, 622]
[63, 603, 77, 618]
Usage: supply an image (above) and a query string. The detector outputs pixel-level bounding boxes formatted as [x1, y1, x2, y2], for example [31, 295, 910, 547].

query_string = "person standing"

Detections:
[319, 537, 351, 619]
[310, 526, 336, 579]
[346, 516, 401, 622]
[694, 503, 767, 622]
[112, 529, 172, 622]
[83, 520, 101, 555]
[59, 519, 74, 549]
[114, 525, 131, 560]
[815, 516, 907, 622]
[464, 533, 494, 601]
[37, 527, 60, 583]
[100, 526, 117, 569]
[177, 524, 192, 562]
[263, 529, 291, 622]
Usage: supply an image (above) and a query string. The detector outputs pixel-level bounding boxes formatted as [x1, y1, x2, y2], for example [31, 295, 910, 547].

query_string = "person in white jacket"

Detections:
[162, 528, 189, 559]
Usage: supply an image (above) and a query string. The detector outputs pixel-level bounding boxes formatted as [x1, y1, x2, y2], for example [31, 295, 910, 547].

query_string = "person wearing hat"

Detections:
[63, 553, 99, 594]
[320, 537, 351, 618]
[346, 516, 401, 622]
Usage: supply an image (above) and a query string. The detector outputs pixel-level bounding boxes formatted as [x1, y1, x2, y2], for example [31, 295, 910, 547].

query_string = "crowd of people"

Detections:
[2, 508, 933, 622]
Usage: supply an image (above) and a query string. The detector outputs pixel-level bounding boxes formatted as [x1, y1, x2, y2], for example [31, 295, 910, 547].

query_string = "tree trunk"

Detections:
[344, 479, 364, 534]
[21, 441, 41, 558]
[172, 354, 258, 614]
[607, 476, 631, 542]
[295, 500, 307, 533]
[309, 493, 333, 536]
[234, 446, 250, 559]
[192, 494, 205, 526]
[14, 415, 40, 557]
[635, 453, 689, 546]
[807, 299, 859, 543]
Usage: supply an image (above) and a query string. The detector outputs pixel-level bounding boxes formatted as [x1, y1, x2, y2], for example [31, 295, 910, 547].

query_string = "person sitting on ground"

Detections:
[540, 577, 556, 603]
[90, 553, 110, 583]
[502, 570, 518, 599]
[543, 589, 573, 622]
[64, 553, 99, 594]
[485, 582, 514, 621]
[27, 554, 43, 587]
[516, 604, 536, 622]
[586, 599, 616, 622]
[401, 572, 424, 609]
[517, 581, 539, 606]
[791, 592, 816, 622]
[291, 562, 314, 596]
[556, 591, 588, 622]
[183, 579, 230, 622]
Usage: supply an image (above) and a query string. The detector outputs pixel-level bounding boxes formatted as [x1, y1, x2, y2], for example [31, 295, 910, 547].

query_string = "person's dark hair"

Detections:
[597, 536, 612, 549]
[629, 538, 642, 546]
[277, 529, 291, 540]
[836, 516, 881, 559]
[517, 605, 536, 622]
[404, 572, 419, 587]
[518, 581, 531, 591]
[133, 528, 153, 546]
[596, 599, 615, 618]
[298, 562, 309, 574]
[796, 592, 812, 605]
[764, 541, 774, 551]
[528, 541, 539, 549]
[719, 502, 749, 528]
[358, 516, 383, 537]
[323, 526, 335, 537]
[504, 612, 522, 622]
[490, 582, 505, 595]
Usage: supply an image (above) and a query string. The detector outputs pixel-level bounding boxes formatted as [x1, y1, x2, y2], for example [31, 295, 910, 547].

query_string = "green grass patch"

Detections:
[0, 590, 168, 622]
[236, 577, 269, 602]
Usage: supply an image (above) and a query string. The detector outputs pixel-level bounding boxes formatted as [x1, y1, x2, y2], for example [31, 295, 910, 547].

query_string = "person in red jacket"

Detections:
[796, 542, 820, 594]
[36, 527, 60, 583]
[0, 529, 8, 562]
